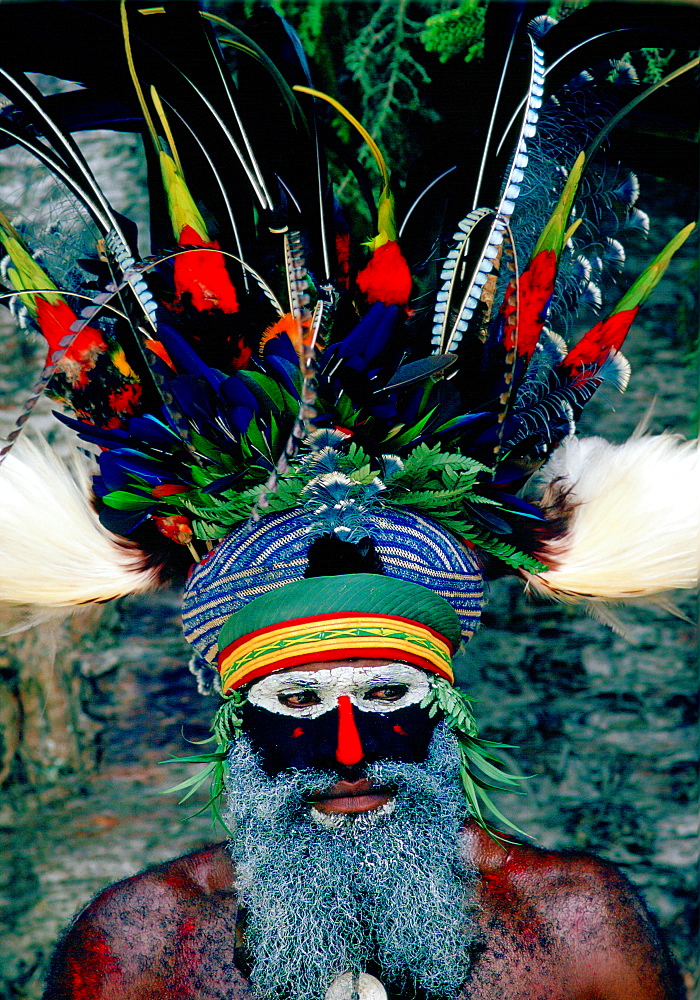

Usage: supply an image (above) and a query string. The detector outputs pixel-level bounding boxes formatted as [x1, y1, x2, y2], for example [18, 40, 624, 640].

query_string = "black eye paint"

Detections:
[241, 700, 443, 777]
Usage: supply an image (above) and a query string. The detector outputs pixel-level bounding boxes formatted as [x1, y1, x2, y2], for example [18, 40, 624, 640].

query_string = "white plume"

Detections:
[0, 435, 159, 633]
[524, 433, 699, 611]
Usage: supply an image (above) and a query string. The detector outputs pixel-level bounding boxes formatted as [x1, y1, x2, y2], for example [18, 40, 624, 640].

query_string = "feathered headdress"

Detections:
[0, 1, 697, 828]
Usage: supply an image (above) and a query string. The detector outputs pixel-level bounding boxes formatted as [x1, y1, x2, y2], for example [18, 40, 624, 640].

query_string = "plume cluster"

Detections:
[0, 1, 695, 626]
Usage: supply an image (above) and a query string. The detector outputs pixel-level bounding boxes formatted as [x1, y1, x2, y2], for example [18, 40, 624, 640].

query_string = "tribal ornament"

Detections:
[0, 2, 697, 833]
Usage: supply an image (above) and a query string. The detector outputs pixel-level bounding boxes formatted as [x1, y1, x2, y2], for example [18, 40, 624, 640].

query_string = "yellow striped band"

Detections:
[218, 613, 455, 692]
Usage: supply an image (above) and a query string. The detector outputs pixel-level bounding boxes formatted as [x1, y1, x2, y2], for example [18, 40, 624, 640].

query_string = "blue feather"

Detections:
[54, 411, 131, 448]
[127, 414, 183, 448]
[155, 318, 224, 389]
[325, 303, 399, 369]
[262, 331, 300, 367]
[99, 448, 175, 489]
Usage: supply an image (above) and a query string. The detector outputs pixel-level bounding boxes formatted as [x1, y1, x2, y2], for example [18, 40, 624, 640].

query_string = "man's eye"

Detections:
[364, 684, 409, 703]
[278, 690, 321, 708]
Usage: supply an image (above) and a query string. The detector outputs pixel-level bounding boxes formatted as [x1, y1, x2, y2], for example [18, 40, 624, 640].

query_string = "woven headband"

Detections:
[182, 508, 485, 668]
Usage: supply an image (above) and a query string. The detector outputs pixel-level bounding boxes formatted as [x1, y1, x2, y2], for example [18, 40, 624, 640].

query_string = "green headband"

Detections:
[217, 574, 462, 692]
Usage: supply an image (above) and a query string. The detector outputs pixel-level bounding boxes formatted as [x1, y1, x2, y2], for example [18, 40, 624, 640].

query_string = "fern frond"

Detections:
[160, 691, 246, 833]
[423, 676, 528, 842]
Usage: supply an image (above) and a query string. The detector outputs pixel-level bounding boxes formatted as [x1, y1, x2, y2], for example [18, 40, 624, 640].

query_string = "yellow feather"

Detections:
[150, 85, 183, 175]
[293, 84, 396, 246]
[120, 0, 159, 150]
[159, 151, 208, 242]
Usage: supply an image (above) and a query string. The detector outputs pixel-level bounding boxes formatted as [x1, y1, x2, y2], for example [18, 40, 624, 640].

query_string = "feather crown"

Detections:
[0, 0, 696, 623]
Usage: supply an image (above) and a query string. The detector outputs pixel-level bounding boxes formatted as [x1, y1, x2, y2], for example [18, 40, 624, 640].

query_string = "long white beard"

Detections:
[225, 725, 477, 1000]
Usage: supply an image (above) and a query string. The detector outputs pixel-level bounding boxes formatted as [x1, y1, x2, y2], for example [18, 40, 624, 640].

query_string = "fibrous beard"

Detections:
[225, 724, 477, 1000]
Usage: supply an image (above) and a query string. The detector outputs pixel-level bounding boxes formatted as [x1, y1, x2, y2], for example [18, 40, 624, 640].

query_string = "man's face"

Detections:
[225, 711, 474, 1000]
[241, 658, 441, 815]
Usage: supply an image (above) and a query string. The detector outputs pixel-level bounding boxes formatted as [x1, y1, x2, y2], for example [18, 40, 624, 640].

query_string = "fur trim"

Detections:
[0, 435, 159, 633]
[524, 433, 699, 611]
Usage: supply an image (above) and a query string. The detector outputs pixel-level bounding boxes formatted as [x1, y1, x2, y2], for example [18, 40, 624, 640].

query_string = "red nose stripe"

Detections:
[336, 695, 363, 766]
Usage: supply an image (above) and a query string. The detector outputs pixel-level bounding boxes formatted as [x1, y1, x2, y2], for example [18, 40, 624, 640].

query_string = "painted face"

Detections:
[242, 660, 440, 777]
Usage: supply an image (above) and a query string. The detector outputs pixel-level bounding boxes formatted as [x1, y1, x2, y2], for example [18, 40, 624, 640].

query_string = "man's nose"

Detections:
[335, 694, 364, 767]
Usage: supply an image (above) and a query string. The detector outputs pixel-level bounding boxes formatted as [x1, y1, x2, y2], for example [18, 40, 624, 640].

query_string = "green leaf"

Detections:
[465, 770, 521, 794]
[460, 767, 486, 825]
[346, 442, 370, 469]
[421, 0, 487, 65]
[462, 748, 525, 787]
[467, 783, 529, 839]
[192, 518, 228, 541]
[161, 762, 214, 795]
[160, 695, 244, 834]
[349, 463, 374, 483]
[425, 676, 529, 841]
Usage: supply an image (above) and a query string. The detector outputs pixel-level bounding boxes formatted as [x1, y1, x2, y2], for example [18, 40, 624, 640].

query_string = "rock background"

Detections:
[0, 69, 696, 1000]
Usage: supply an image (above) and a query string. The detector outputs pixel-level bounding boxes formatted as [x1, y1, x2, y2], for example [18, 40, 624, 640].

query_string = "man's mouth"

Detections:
[307, 778, 395, 814]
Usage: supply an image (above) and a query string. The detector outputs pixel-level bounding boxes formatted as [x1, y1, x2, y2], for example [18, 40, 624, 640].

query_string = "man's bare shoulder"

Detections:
[109, 843, 231, 897]
[466, 817, 637, 892]
[43, 845, 240, 1000]
[462, 820, 684, 1000]
[465, 819, 658, 925]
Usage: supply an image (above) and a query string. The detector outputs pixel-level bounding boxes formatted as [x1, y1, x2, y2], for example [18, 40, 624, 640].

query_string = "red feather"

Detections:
[174, 224, 239, 314]
[356, 240, 412, 306]
[107, 383, 142, 415]
[500, 250, 557, 358]
[36, 297, 107, 390]
[335, 232, 351, 289]
[562, 307, 638, 374]
[152, 514, 194, 544]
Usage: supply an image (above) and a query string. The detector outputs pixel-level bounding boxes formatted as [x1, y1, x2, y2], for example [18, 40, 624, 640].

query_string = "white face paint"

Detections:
[247, 663, 431, 720]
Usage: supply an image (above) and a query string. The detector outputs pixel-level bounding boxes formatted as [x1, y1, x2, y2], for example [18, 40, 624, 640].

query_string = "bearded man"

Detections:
[43, 566, 685, 1000]
[0, 3, 694, 998]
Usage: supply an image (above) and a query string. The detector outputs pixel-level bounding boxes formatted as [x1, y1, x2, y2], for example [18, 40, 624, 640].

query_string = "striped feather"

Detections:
[432, 38, 546, 352]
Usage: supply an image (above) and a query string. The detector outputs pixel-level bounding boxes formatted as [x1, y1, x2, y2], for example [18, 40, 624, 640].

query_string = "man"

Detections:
[0, 4, 694, 999]
[43, 571, 686, 1000]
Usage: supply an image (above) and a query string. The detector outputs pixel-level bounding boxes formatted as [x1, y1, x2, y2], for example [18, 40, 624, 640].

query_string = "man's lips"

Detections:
[307, 778, 394, 814]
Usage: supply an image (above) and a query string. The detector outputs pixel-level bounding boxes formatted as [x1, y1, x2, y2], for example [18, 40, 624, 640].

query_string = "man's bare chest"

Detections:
[139, 904, 578, 1000]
